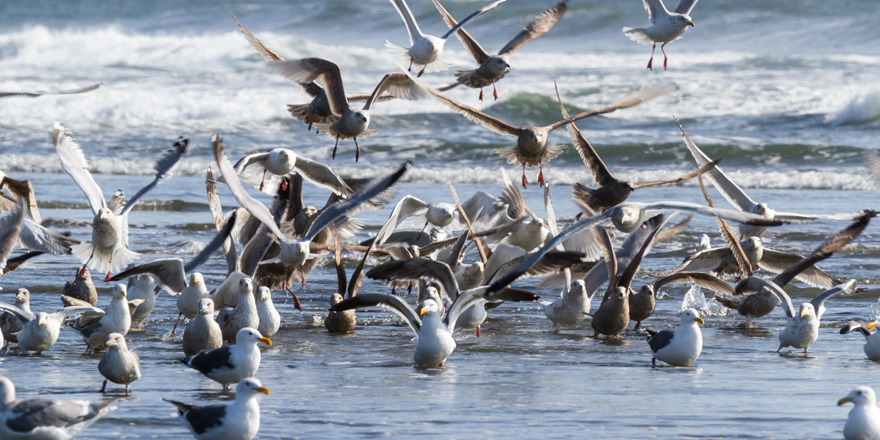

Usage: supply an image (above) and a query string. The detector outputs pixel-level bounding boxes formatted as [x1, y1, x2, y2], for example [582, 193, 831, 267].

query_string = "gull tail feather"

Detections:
[287, 104, 338, 126]
[622, 27, 654, 45]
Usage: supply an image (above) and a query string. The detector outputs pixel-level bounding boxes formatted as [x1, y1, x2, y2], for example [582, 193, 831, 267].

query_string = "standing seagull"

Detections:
[181, 327, 271, 392]
[0, 301, 101, 355]
[623, 0, 698, 70]
[98, 333, 140, 395]
[400, 70, 669, 187]
[54, 123, 189, 280]
[268, 60, 427, 161]
[386, 0, 510, 77]
[66, 284, 133, 352]
[182, 299, 223, 358]
[434, 0, 568, 100]
[0, 376, 117, 440]
[838, 386, 880, 440]
[646, 308, 703, 367]
[163, 378, 269, 440]
[770, 280, 856, 354]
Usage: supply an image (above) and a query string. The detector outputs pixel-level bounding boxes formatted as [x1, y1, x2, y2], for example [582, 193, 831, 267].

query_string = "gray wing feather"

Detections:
[330, 292, 421, 335]
[673, 0, 698, 15]
[0, 302, 36, 323]
[18, 218, 77, 255]
[109, 258, 187, 293]
[123, 137, 189, 216]
[440, 0, 510, 40]
[184, 210, 238, 274]
[366, 258, 460, 301]
[53, 121, 106, 215]
[652, 271, 734, 297]
[810, 280, 857, 320]
[293, 156, 353, 196]
[0, 199, 26, 270]
[498, 0, 568, 56]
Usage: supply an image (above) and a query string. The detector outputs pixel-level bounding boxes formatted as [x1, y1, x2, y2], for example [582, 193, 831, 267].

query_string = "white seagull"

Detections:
[838, 386, 880, 440]
[623, 0, 698, 70]
[164, 378, 269, 440]
[0, 301, 101, 355]
[232, 147, 353, 195]
[645, 308, 703, 367]
[0, 376, 117, 440]
[386, 0, 509, 77]
[840, 320, 880, 361]
[181, 327, 271, 392]
[769, 280, 856, 353]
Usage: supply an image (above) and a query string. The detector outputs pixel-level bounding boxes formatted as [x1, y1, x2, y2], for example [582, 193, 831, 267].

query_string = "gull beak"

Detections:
[541, 222, 550, 230]
[696, 317, 704, 325]
[420, 307, 428, 315]
[38, 317, 46, 326]
[800, 310, 808, 318]
[868, 323, 878, 329]
[259, 337, 272, 346]
[257, 386, 271, 395]
[99, 211, 106, 220]
[193, 276, 200, 284]
[838, 397, 852, 406]
[688, 21, 695, 27]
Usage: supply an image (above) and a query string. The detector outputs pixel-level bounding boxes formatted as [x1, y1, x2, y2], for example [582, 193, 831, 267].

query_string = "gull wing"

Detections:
[498, 0, 568, 56]
[0, 199, 26, 270]
[374, 195, 430, 245]
[18, 218, 78, 255]
[629, 159, 720, 189]
[643, 0, 669, 24]
[330, 292, 421, 335]
[183, 211, 238, 275]
[390, 0, 424, 44]
[673, 0, 699, 16]
[555, 83, 616, 186]
[432, 0, 490, 64]
[617, 214, 667, 291]
[639, 201, 789, 227]
[549, 84, 671, 131]
[810, 280, 856, 320]
[758, 249, 837, 289]
[109, 258, 187, 293]
[363, 73, 428, 111]
[0, 301, 35, 323]
[439, 0, 510, 41]
[366, 257, 460, 300]
[0, 174, 41, 223]
[652, 271, 734, 297]
[301, 162, 411, 242]
[123, 137, 189, 216]
[293, 156, 354, 197]
[0, 83, 100, 99]
[53, 122, 105, 215]
[675, 118, 758, 212]
[270, 58, 349, 115]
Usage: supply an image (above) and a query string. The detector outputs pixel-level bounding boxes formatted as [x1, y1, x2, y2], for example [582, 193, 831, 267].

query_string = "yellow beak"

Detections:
[257, 386, 270, 395]
[259, 337, 272, 346]
[696, 317, 704, 325]
[38, 318, 46, 326]
[193, 276, 200, 284]
[688, 21, 695, 27]
[838, 397, 852, 406]
[868, 323, 878, 329]
[420, 307, 428, 315]
[801, 310, 808, 318]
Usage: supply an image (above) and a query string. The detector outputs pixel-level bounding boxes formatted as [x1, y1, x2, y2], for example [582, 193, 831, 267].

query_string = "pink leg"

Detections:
[285, 285, 303, 311]
[647, 43, 656, 70]
[354, 137, 360, 162]
[521, 164, 528, 189]
[171, 312, 183, 334]
[79, 249, 96, 277]
[492, 80, 498, 100]
[104, 258, 113, 283]
[538, 164, 545, 187]
[475, 325, 481, 337]
[661, 43, 668, 70]
[258, 169, 267, 192]
[332, 135, 340, 160]
[479, 87, 484, 101]
[415, 221, 429, 241]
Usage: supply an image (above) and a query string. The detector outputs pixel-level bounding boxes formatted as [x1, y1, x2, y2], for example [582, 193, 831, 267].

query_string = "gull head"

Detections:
[235, 327, 272, 346]
[190, 272, 205, 290]
[427, 204, 455, 227]
[752, 203, 771, 216]
[238, 277, 254, 295]
[271, 148, 294, 166]
[639, 283, 656, 299]
[0, 376, 15, 405]
[673, 14, 695, 27]
[258, 286, 272, 302]
[798, 303, 816, 320]
[280, 240, 310, 267]
[419, 298, 441, 317]
[105, 332, 128, 350]
[95, 207, 113, 223]
[839, 386, 876, 406]
[681, 308, 704, 325]
[487, 56, 511, 75]
[198, 298, 214, 315]
[114, 284, 127, 299]
[15, 288, 29, 304]
[238, 378, 271, 398]
[744, 236, 762, 250]
[36, 311, 50, 328]
[698, 234, 711, 251]
[611, 204, 643, 232]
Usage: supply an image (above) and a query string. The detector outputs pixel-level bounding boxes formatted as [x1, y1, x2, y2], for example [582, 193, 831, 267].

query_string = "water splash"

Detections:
[680, 286, 729, 317]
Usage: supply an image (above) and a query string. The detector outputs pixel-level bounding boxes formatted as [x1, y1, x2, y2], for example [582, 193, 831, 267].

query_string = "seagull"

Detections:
[182, 298, 223, 358]
[126, 274, 158, 328]
[676, 118, 866, 239]
[373, 195, 456, 245]
[255, 286, 280, 338]
[0, 301, 101, 354]
[555, 86, 719, 210]
[217, 278, 260, 345]
[770, 280, 856, 353]
[66, 284, 133, 352]
[540, 279, 592, 332]
[232, 147, 353, 195]
[838, 386, 880, 440]
[0, 288, 30, 346]
[623, 0, 698, 70]
[0, 83, 101, 99]
[163, 378, 269, 440]
[646, 308, 704, 367]
[0, 171, 41, 222]
[697, 234, 710, 251]
[386, 0, 509, 77]
[0, 198, 78, 271]
[399, 70, 670, 188]
[54, 123, 189, 281]
[433, 0, 568, 100]
[213, 135, 409, 285]
[232, 12, 397, 133]
[181, 327, 271, 391]
[268, 60, 427, 161]
[62, 267, 98, 305]
[98, 333, 140, 395]
[0, 375, 117, 440]
[840, 320, 880, 360]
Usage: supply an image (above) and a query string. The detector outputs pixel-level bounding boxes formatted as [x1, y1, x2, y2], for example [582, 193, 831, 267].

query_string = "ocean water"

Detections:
[2, 0, 880, 438]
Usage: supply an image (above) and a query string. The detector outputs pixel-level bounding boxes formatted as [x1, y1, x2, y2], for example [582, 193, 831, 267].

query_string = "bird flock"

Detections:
[2, 0, 880, 439]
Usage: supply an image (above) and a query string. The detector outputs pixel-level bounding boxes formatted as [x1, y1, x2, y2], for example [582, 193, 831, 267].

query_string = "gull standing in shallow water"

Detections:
[164, 378, 269, 440]
[98, 333, 140, 394]
[646, 308, 703, 367]
[770, 280, 856, 354]
[623, 0, 698, 70]
[0, 376, 118, 440]
[433, 0, 568, 100]
[66, 284, 133, 353]
[53, 123, 189, 281]
[838, 386, 880, 440]
[183, 299, 223, 358]
[182, 327, 271, 392]
[386, 0, 510, 77]
[0, 300, 101, 355]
